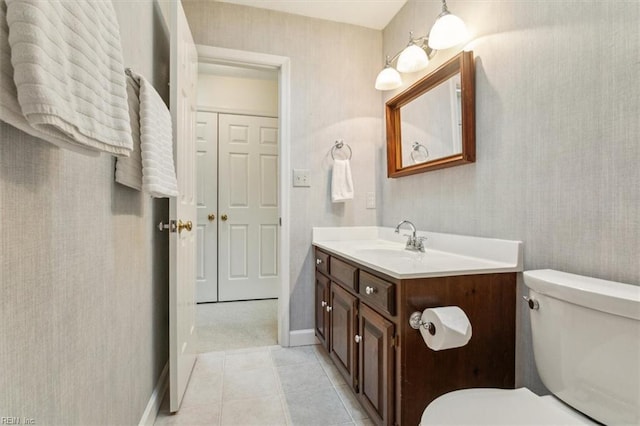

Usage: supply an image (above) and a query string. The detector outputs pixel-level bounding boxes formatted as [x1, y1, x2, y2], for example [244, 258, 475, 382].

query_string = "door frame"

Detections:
[196, 44, 291, 347]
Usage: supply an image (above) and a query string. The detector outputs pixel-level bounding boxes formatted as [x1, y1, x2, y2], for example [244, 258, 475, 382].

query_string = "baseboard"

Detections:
[288, 328, 319, 347]
[138, 361, 169, 426]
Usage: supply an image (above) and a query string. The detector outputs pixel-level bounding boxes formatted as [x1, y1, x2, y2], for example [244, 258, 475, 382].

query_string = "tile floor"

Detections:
[154, 345, 374, 426]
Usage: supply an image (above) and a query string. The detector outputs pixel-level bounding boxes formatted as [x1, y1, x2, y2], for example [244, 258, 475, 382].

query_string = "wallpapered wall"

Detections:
[0, 1, 171, 423]
[381, 0, 640, 392]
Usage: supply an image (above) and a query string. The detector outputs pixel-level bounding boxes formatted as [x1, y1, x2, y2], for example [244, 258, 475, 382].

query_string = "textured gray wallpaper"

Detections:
[0, 1, 170, 424]
[381, 0, 640, 394]
[183, 1, 382, 331]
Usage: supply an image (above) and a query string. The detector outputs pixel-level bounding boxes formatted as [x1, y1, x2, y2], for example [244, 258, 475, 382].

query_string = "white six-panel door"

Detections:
[195, 111, 218, 303]
[218, 114, 279, 301]
[168, 0, 198, 413]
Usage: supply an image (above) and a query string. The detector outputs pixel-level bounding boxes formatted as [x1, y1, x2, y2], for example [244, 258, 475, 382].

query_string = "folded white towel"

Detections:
[136, 71, 178, 198]
[115, 75, 143, 190]
[116, 70, 177, 197]
[331, 159, 354, 203]
[5, 0, 132, 156]
[0, 0, 98, 155]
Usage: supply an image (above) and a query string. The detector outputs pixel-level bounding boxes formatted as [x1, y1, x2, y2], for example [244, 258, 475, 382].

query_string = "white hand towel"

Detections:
[0, 0, 98, 156]
[331, 159, 354, 203]
[136, 71, 178, 198]
[5, 0, 132, 156]
[115, 75, 143, 190]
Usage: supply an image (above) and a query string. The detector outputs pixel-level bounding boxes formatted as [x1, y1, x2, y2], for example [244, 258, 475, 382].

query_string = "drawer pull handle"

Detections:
[321, 301, 327, 307]
[365, 286, 377, 295]
[316, 258, 323, 265]
[326, 306, 332, 312]
[354, 334, 361, 343]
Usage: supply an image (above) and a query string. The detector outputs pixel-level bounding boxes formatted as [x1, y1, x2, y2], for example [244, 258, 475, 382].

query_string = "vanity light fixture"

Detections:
[375, 0, 468, 91]
[428, 0, 469, 49]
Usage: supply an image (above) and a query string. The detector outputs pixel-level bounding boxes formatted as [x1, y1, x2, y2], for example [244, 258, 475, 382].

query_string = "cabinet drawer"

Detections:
[330, 257, 358, 292]
[359, 271, 395, 316]
[315, 249, 330, 275]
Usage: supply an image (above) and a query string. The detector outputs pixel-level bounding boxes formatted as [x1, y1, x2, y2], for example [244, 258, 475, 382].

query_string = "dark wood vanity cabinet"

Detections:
[359, 303, 395, 425]
[315, 272, 330, 350]
[314, 247, 516, 426]
[329, 283, 358, 389]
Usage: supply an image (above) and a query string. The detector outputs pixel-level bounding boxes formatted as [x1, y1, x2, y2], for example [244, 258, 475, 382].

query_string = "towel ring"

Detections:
[410, 142, 429, 164]
[331, 140, 352, 160]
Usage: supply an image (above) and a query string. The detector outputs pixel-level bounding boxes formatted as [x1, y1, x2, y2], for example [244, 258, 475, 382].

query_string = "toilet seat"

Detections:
[420, 388, 598, 425]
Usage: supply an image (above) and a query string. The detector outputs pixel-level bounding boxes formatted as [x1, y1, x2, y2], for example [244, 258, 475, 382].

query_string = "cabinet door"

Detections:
[315, 273, 330, 350]
[329, 283, 358, 389]
[358, 303, 394, 426]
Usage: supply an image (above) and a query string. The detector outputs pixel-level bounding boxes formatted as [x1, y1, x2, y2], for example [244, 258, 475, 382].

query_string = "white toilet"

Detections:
[421, 269, 640, 425]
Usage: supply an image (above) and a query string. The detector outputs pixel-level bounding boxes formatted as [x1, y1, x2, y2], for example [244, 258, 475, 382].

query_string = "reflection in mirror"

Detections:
[401, 74, 461, 167]
[386, 51, 474, 177]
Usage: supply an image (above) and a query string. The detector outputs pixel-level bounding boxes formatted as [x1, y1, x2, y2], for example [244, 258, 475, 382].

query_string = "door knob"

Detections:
[354, 335, 361, 343]
[177, 220, 192, 233]
[221, 214, 228, 221]
[208, 213, 216, 222]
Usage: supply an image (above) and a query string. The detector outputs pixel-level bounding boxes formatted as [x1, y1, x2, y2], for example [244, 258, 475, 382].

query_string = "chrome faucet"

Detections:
[394, 220, 426, 252]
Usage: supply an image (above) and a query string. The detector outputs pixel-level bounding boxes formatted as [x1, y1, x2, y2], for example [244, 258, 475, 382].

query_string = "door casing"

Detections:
[196, 45, 292, 347]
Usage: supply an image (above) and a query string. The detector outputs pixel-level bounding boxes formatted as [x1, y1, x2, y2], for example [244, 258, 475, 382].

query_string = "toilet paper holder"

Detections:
[409, 311, 436, 335]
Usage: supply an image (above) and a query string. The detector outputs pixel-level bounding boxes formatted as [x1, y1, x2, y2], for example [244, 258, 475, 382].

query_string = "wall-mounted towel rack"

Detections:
[331, 140, 352, 160]
[410, 141, 429, 164]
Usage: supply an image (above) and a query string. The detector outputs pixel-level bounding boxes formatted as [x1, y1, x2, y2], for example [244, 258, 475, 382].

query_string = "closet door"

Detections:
[195, 111, 218, 303]
[218, 114, 279, 301]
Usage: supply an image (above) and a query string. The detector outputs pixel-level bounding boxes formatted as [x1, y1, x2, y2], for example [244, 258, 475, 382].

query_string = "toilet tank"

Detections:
[523, 269, 640, 425]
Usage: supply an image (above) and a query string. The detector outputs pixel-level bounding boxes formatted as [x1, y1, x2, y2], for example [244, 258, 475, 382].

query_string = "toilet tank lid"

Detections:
[524, 269, 640, 320]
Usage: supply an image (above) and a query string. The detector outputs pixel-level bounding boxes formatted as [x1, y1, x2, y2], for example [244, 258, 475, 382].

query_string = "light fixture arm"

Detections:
[383, 31, 434, 68]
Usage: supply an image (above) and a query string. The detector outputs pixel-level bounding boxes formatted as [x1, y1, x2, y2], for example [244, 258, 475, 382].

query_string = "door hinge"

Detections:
[392, 335, 399, 347]
[279, 217, 282, 226]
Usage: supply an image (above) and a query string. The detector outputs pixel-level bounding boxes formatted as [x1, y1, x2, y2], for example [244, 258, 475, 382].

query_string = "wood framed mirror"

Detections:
[386, 51, 475, 178]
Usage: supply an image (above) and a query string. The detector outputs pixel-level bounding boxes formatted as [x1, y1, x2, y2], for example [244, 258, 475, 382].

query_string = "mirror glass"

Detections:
[400, 73, 461, 167]
[386, 51, 475, 177]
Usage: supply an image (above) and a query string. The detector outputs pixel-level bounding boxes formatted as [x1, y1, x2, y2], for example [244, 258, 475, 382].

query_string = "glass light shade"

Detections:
[396, 44, 429, 73]
[427, 13, 468, 50]
[374, 66, 402, 91]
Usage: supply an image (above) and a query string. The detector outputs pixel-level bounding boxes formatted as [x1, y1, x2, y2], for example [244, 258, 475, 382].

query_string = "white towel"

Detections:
[133, 70, 178, 198]
[331, 159, 354, 203]
[4, 0, 132, 156]
[115, 75, 143, 190]
[0, 0, 98, 155]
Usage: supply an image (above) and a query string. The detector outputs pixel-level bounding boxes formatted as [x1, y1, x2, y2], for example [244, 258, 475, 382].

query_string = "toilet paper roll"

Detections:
[420, 306, 472, 351]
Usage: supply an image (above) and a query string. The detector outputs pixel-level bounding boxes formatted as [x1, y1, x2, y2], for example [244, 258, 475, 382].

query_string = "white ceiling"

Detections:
[215, 0, 408, 30]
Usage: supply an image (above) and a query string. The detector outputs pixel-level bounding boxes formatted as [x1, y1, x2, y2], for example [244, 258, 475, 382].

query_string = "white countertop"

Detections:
[312, 226, 523, 279]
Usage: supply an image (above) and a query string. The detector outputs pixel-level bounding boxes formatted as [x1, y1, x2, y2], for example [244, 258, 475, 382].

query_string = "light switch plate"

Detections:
[293, 168, 311, 187]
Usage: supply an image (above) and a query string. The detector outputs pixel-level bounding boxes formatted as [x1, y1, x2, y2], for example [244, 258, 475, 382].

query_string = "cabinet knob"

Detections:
[221, 214, 228, 222]
[316, 258, 323, 265]
[208, 213, 216, 222]
[326, 306, 332, 312]
[321, 301, 327, 307]
[354, 335, 361, 343]
[365, 286, 377, 295]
